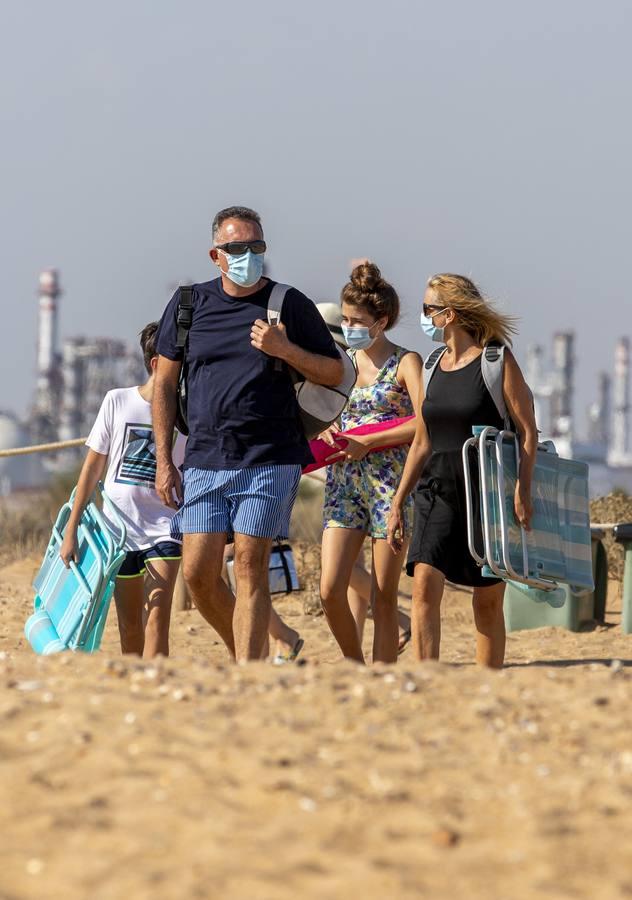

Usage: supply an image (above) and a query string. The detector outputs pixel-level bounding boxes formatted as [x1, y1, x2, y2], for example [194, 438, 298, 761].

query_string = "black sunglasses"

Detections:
[423, 303, 447, 317]
[215, 240, 267, 256]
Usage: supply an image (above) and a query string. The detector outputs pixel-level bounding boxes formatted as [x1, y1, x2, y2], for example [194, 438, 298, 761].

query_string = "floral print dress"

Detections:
[323, 346, 414, 539]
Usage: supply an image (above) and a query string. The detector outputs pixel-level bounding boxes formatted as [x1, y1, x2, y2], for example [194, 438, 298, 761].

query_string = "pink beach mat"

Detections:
[303, 415, 415, 474]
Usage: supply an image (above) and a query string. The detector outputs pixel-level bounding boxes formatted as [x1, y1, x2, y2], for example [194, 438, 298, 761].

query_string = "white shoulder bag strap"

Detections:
[267, 283, 291, 371]
[267, 283, 291, 325]
[480, 343, 511, 429]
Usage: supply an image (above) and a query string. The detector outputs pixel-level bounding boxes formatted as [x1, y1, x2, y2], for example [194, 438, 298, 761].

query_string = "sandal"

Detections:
[272, 637, 305, 666]
[398, 629, 412, 655]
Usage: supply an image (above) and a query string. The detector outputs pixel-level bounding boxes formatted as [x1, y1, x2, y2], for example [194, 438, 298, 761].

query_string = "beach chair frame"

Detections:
[464, 426, 556, 589]
[462, 427, 593, 592]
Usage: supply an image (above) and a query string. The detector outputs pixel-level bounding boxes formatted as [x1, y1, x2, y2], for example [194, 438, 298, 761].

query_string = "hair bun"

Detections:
[350, 261, 384, 294]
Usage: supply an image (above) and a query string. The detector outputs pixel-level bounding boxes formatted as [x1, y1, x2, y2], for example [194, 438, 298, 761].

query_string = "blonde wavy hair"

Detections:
[427, 273, 518, 347]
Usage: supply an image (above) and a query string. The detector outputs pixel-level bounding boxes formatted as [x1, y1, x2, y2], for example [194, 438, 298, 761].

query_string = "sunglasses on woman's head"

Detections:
[215, 240, 267, 255]
[423, 303, 447, 317]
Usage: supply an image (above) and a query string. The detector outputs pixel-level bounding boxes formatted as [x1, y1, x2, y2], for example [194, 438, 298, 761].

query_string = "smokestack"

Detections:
[587, 371, 611, 449]
[551, 332, 574, 438]
[612, 337, 630, 460]
[596, 371, 611, 447]
[33, 269, 62, 441]
[37, 269, 60, 381]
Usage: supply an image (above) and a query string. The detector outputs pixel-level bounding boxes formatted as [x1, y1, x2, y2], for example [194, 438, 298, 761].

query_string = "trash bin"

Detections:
[614, 523, 632, 634]
[503, 529, 608, 633]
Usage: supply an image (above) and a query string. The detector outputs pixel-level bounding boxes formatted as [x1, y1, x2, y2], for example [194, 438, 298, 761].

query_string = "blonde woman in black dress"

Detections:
[387, 274, 537, 668]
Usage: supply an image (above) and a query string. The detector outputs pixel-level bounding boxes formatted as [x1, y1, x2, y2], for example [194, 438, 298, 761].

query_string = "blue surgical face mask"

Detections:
[219, 249, 264, 288]
[341, 323, 378, 350]
[420, 310, 446, 343]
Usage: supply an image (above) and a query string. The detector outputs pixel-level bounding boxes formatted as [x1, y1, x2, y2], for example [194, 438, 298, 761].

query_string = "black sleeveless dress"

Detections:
[406, 353, 504, 586]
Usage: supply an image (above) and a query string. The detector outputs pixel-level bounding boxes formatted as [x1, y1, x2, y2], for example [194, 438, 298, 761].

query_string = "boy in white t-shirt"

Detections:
[60, 322, 186, 658]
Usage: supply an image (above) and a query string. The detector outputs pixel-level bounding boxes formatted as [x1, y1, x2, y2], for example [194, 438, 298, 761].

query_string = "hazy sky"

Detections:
[2, 0, 631, 436]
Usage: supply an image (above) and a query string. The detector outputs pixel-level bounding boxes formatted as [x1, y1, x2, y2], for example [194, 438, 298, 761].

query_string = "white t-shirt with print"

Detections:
[86, 387, 186, 551]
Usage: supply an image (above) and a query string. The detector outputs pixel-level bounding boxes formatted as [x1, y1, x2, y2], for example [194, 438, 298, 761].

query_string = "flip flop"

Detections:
[398, 629, 411, 656]
[272, 637, 305, 666]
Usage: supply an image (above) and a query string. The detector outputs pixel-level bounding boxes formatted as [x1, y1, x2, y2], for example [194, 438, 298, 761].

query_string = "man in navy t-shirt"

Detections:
[153, 206, 343, 662]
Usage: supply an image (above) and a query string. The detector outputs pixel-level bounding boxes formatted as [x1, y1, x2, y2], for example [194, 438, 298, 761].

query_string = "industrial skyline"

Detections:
[1, 267, 631, 497]
[15, 269, 632, 455]
[527, 332, 631, 467]
[32, 268, 145, 446]
[29, 268, 632, 455]
[0, 269, 145, 495]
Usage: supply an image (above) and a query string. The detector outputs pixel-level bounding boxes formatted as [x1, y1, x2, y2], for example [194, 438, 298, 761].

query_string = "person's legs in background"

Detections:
[348, 557, 411, 651]
[222, 541, 301, 661]
[268, 607, 302, 662]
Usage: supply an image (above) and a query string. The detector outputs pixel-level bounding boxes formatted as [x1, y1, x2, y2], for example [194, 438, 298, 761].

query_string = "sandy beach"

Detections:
[2, 550, 632, 900]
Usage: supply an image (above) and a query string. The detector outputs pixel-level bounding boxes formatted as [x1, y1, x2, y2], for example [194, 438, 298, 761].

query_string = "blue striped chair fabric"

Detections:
[468, 427, 593, 592]
[25, 484, 126, 655]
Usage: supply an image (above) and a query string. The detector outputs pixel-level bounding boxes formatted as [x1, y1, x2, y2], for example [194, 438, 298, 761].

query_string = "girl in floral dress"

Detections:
[320, 262, 422, 663]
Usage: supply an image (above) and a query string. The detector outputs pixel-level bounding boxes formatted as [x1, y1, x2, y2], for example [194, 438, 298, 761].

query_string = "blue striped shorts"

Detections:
[170, 465, 302, 540]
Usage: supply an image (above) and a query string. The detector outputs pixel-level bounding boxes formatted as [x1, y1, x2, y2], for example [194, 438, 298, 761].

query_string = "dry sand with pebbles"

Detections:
[2, 550, 632, 900]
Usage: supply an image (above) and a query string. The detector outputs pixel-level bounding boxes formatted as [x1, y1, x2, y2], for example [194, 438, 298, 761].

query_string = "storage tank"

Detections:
[0, 412, 46, 495]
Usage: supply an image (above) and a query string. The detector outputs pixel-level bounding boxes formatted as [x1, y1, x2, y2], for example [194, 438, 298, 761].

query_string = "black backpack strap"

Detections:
[422, 346, 446, 394]
[484, 340, 503, 362]
[175, 286, 194, 352]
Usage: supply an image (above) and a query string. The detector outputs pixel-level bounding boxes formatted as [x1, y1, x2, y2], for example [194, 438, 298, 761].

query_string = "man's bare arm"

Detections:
[282, 342, 344, 386]
[250, 320, 344, 386]
[152, 355, 183, 509]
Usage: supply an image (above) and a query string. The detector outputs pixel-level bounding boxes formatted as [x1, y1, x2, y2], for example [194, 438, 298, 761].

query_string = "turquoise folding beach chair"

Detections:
[462, 427, 594, 593]
[24, 484, 126, 654]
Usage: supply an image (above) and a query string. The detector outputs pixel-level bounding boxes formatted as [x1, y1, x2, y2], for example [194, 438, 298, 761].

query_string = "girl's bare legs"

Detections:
[397, 608, 412, 651]
[320, 527, 368, 662]
[348, 560, 411, 649]
[411, 563, 445, 661]
[143, 557, 180, 658]
[113, 577, 145, 656]
[472, 582, 506, 668]
[371, 538, 409, 664]
[348, 562, 372, 639]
